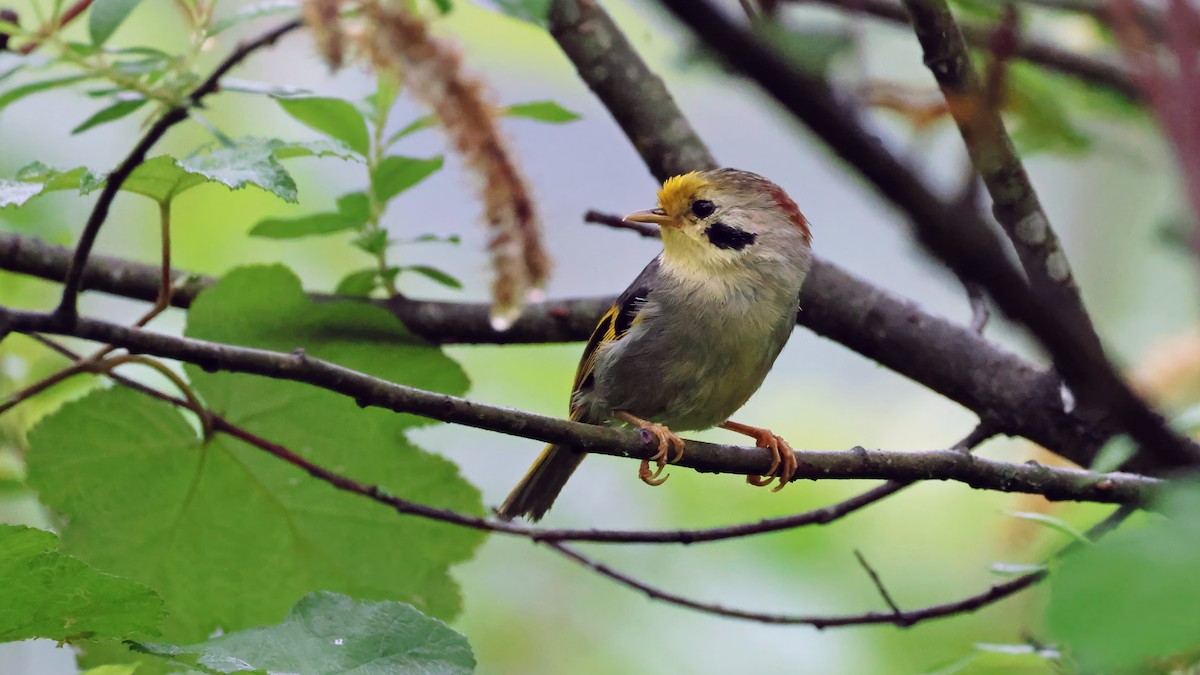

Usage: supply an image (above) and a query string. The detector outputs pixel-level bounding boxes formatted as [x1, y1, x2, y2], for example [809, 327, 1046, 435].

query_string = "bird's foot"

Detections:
[617, 411, 685, 486]
[720, 421, 798, 492]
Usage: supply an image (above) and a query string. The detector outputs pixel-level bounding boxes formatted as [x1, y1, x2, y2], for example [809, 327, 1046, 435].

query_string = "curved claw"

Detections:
[618, 412, 685, 487]
[721, 421, 797, 491]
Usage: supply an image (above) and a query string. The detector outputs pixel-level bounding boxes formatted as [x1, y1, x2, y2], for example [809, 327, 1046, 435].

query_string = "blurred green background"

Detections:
[0, 1, 1194, 672]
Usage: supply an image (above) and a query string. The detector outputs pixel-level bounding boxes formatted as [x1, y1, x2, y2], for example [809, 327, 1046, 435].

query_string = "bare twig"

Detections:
[54, 18, 303, 324]
[653, 0, 1200, 469]
[853, 549, 905, 620]
[543, 503, 1134, 628]
[584, 210, 661, 239]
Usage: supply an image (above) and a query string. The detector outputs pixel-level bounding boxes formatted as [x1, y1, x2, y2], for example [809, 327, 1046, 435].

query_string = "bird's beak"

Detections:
[624, 208, 675, 227]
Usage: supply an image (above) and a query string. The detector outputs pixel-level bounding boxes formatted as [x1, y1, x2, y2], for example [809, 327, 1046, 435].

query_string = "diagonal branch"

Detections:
[53, 18, 303, 324]
[0, 305, 1160, 506]
[899, 0, 1102, 361]
[653, 0, 1200, 470]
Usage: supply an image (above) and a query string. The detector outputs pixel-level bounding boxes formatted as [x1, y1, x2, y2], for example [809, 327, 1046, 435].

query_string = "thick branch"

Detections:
[899, 0, 1104, 368]
[0, 306, 1160, 506]
[0, 231, 1110, 468]
[654, 0, 1200, 469]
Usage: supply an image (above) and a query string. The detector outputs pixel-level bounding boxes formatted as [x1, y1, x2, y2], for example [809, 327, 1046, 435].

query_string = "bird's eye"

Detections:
[691, 199, 715, 218]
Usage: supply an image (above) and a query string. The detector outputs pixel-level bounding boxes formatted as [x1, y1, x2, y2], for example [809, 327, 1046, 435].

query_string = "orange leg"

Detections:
[720, 421, 798, 492]
[616, 411, 686, 487]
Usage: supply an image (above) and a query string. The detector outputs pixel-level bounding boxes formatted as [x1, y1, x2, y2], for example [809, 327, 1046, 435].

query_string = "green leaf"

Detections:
[354, 229, 389, 256]
[386, 114, 437, 146]
[334, 268, 380, 297]
[210, 0, 301, 36]
[988, 562, 1046, 576]
[24, 266, 478, 642]
[491, 0, 550, 26]
[503, 100, 580, 123]
[1005, 63, 1092, 156]
[1048, 483, 1200, 670]
[89, 0, 144, 45]
[72, 97, 148, 134]
[367, 71, 401, 128]
[115, 142, 300, 205]
[0, 163, 100, 208]
[141, 592, 474, 674]
[275, 96, 371, 157]
[80, 665, 139, 675]
[1005, 511, 1091, 545]
[0, 75, 96, 113]
[404, 264, 462, 290]
[0, 525, 163, 642]
[249, 192, 370, 239]
[431, 0, 453, 14]
[372, 155, 443, 203]
[1089, 435, 1134, 473]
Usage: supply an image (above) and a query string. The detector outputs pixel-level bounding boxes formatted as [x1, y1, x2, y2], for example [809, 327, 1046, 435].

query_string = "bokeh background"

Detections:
[0, 0, 1193, 672]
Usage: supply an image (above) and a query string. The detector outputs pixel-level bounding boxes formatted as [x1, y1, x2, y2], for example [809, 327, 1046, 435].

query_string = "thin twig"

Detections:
[654, 0, 1200, 470]
[584, 210, 661, 239]
[853, 549, 905, 620]
[543, 503, 1135, 628]
[16, 0, 93, 55]
[0, 305, 1159, 506]
[54, 18, 303, 324]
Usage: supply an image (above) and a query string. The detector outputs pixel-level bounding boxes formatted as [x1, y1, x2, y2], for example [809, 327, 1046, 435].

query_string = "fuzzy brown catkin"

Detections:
[301, 0, 345, 70]
[357, 1, 550, 329]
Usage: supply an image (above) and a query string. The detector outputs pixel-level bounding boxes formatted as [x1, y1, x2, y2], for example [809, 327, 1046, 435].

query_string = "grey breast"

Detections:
[583, 257, 801, 431]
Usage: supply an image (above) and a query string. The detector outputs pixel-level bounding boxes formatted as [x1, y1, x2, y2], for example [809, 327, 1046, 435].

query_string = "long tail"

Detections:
[496, 444, 586, 522]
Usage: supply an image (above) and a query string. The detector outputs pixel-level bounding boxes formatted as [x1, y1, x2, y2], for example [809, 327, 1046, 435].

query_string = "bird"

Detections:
[497, 168, 813, 522]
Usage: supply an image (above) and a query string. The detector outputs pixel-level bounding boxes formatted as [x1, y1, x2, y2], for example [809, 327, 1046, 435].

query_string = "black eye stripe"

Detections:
[691, 199, 715, 218]
[705, 222, 757, 250]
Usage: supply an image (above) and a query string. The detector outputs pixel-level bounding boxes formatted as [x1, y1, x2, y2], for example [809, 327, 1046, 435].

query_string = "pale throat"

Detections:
[657, 227, 754, 299]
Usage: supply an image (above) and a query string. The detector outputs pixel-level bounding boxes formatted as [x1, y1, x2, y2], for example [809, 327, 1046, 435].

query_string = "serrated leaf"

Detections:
[0, 163, 101, 208]
[503, 100, 580, 123]
[113, 142, 300, 205]
[491, 0, 550, 26]
[72, 97, 147, 134]
[1006, 511, 1092, 545]
[24, 266, 478, 641]
[89, 0, 144, 45]
[372, 155, 442, 203]
[250, 192, 370, 239]
[275, 96, 370, 157]
[0, 525, 163, 642]
[386, 114, 437, 146]
[404, 265, 462, 290]
[0, 74, 96, 113]
[210, 0, 301, 36]
[335, 268, 380, 297]
[141, 592, 474, 674]
[226, 136, 363, 162]
[1048, 483, 1200, 670]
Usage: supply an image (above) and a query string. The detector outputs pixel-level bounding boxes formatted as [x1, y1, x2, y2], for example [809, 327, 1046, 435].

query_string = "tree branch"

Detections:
[0, 305, 1159, 506]
[0, 231, 1111, 468]
[543, 502, 1135, 628]
[53, 18, 303, 324]
[654, 0, 1200, 470]
[898, 0, 1104, 369]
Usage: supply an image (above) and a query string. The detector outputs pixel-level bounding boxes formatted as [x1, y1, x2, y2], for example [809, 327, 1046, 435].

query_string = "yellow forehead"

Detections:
[657, 172, 710, 216]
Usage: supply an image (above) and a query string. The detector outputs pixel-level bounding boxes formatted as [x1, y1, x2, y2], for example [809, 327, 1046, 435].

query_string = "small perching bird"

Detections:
[497, 169, 813, 522]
